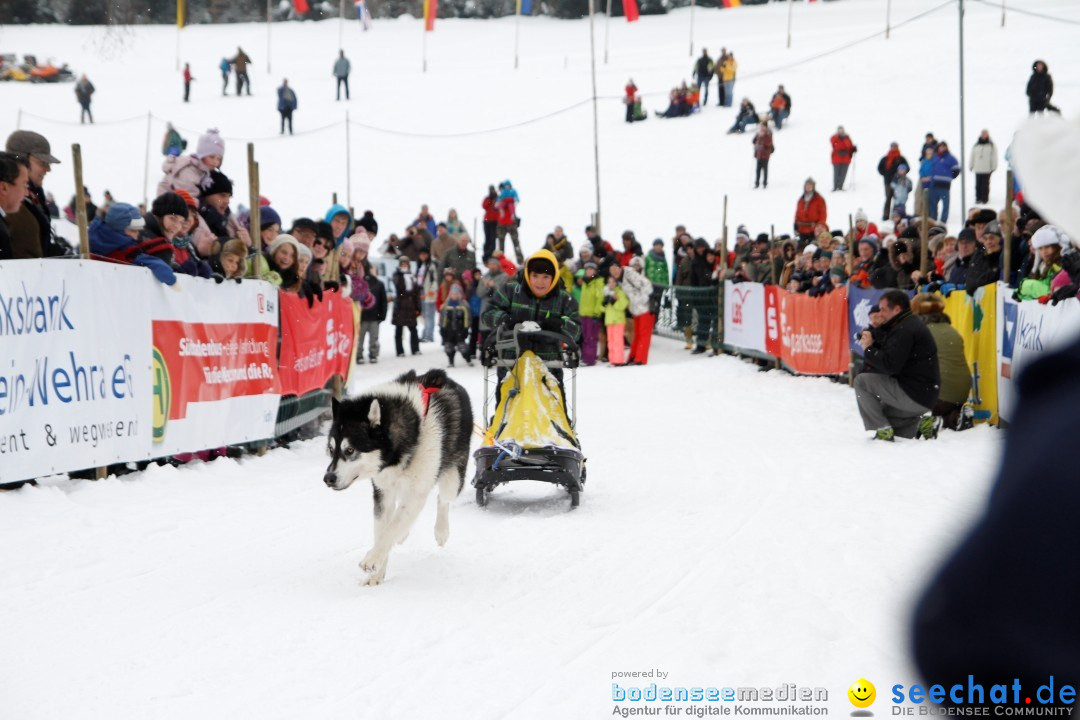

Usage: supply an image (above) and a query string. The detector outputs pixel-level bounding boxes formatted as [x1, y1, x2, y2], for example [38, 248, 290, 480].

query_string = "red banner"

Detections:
[766, 288, 849, 375]
[154, 321, 280, 423]
[278, 290, 356, 397]
[622, 0, 639, 22]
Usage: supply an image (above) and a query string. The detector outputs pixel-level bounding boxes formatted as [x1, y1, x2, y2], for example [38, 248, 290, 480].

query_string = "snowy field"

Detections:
[1, 1, 1077, 717]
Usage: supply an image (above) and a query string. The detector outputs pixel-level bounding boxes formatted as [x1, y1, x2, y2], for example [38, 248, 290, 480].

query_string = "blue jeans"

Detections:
[929, 186, 951, 223]
[722, 81, 735, 107]
[696, 76, 710, 105]
[771, 108, 788, 129]
[421, 301, 437, 341]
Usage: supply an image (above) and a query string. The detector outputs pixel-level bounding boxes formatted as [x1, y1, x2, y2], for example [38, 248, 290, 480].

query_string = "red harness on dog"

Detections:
[419, 384, 439, 417]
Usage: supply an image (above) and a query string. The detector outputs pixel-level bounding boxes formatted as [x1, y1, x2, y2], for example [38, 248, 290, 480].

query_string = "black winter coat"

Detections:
[878, 153, 909, 184]
[863, 310, 941, 409]
[965, 248, 1001, 295]
[392, 271, 421, 326]
[0, 215, 14, 260]
[1026, 69, 1053, 110]
[913, 332, 1080, 694]
[366, 273, 388, 322]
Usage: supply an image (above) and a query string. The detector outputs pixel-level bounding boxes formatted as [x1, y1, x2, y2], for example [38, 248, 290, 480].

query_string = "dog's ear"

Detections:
[331, 396, 341, 419]
[367, 399, 381, 427]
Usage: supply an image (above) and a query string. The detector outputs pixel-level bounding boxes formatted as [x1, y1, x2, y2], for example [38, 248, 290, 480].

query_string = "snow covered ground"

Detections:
[1, 1, 1074, 717]
[1, 335, 1002, 719]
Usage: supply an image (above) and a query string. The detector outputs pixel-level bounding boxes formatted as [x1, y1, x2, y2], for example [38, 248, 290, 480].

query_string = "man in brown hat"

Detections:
[4, 130, 71, 258]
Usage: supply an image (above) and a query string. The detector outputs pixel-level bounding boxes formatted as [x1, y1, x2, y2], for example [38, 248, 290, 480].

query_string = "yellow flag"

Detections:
[177, 0, 186, 28]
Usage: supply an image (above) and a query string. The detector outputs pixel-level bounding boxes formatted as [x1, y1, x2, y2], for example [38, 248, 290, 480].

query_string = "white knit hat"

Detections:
[1031, 225, 1068, 250]
[196, 128, 225, 159]
[268, 233, 302, 258]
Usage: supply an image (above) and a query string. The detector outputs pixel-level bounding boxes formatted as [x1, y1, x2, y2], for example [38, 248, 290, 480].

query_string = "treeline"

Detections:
[1, 0, 782, 24]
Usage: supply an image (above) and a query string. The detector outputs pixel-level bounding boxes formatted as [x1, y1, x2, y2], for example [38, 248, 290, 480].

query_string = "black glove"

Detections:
[234, 277, 243, 284]
[323, 281, 340, 293]
[212, 273, 225, 284]
[302, 280, 324, 308]
[1051, 283, 1078, 306]
[1060, 251, 1080, 282]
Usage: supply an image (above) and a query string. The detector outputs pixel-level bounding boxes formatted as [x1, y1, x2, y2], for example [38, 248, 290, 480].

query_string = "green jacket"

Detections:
[927, 320, 971, 406]
[578, 276, 605, 318]
[602, 285, 629, 326]
[644, 251, 669, 287]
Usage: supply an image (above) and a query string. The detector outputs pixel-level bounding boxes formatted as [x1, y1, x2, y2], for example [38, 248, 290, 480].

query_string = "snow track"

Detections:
[1, 335, 1001, 718]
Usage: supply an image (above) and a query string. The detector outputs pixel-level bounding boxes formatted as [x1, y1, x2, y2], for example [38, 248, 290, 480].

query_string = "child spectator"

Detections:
[392, 256, 422, 357]
[158, 128, 224, 197]
[577, 262, 605, 366]
[215, 238, 247, 279]
[439, 283, 472, 367]
[89, 203, 177, 286]
[890, 164, 913, 216]
[357, 261, 387, 364]
[601, 274, 629, 366]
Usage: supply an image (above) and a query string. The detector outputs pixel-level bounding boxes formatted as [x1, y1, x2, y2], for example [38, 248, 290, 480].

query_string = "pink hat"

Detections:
[338, 237, 357, 258]
[350, 229, 371, 253]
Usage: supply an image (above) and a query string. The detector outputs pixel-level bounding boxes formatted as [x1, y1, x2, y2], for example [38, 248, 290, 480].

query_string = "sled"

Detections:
[473, 326, 586, 509]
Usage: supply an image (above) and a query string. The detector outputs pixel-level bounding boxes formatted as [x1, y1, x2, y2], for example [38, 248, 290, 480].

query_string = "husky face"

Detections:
[324, 397, 390, 491]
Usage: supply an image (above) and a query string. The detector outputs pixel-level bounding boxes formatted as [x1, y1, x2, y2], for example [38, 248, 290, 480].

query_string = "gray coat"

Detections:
[477, 269, 509, 329]
[333, 57, 351, 78]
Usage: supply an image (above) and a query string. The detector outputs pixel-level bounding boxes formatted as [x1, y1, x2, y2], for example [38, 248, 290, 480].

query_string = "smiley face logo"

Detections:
[848, 679, 876, 709]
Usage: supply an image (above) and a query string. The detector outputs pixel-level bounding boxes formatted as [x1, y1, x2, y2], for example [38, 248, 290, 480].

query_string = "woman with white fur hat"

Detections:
[1016, 225, 1067, 301]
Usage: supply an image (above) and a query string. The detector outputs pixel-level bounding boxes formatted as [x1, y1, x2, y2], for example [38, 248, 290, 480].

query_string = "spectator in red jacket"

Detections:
[615, 230, 644, 266]
[794, 178, 827, 247]
[481, 185, 498, 262]
[830, 126, 857, 191]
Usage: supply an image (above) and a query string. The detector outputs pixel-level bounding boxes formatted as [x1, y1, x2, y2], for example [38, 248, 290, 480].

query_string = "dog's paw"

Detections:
[435, 523, 450, 547]
[360, 549, 383, 575]
[362, 568, 386, 586]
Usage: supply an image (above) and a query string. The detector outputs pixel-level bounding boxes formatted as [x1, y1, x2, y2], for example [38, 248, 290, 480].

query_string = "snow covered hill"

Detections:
[1, 2, 1075, 718]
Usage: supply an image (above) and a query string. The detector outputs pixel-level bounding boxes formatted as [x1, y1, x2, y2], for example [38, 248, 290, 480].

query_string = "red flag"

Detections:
[294, 0, 310, 13]
[424, 0, 437, 31]
[622, 0, 639, 22]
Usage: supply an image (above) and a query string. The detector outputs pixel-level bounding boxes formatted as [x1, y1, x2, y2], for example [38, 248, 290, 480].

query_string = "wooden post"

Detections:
[847, 214, 855, 275]
[1003, 169, 1015, 284]
[345, 109, 352, 210]
[248, 144, 262, 279]
[920, 188, 931, 276]
[74, 143, 105, 478]
[332, 191, 338, 205]
[768, 223, 776, 284]
[721, 195, 728, 259]
[72, 144, 90, 258]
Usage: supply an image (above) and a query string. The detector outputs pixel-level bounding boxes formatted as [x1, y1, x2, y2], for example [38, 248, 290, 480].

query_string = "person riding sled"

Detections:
[482, 249, 581, 405]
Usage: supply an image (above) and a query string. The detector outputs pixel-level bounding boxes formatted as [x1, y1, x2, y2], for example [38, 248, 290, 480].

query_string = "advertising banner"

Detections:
[997, 291, 1080, 424]
[278, 289, 356, 397]
[943, 284, 998, 424]
[0, 260, 152, 482]
[846, 286, 886, 357]
[772, 287, 850, 375]
[723, 281, 767, 355]
[150, 275, 280, 456]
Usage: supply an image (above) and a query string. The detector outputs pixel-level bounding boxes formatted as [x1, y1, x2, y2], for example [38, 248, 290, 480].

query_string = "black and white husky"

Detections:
[324, 369, 473, 585]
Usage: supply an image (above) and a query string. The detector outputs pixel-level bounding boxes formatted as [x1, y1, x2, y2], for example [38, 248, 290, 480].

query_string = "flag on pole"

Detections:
[519, 0, 532, 16]
[177, 0, 186, 28]
[355, 0, 372, 29]
[721, 0, 741, 6]
[621, 0, 639, 22]
[424, 0, 437, 31]
[295, 0, 311, 13]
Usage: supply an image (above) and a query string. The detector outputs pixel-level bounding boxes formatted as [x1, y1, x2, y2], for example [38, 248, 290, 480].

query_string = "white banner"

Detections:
[997, 290, 1080, 423]
[149, 274, 281, 457]
[723, 281, 767, 354]
[0, 260, 153, 482]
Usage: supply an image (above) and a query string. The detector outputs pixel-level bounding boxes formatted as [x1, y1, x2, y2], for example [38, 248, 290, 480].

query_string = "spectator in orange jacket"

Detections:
[794, 178, 827, 247]
[830, 126, 857, 191]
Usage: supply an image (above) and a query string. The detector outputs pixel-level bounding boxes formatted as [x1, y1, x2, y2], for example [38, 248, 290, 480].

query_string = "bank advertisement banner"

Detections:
[0, 260, 153, 482]
[723, 281, 767, 355]
[997, 290, 1080, 424]
[150, 275, 280, 457]
[277, 289, 356, 397]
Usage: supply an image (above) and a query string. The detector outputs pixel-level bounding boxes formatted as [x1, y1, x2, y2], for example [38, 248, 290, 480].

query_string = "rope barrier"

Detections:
[150, 114, 346, 143]
[346, 98, 596, 138]
[18, 110, 146, 126]
[972, 0, 1080, 26]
